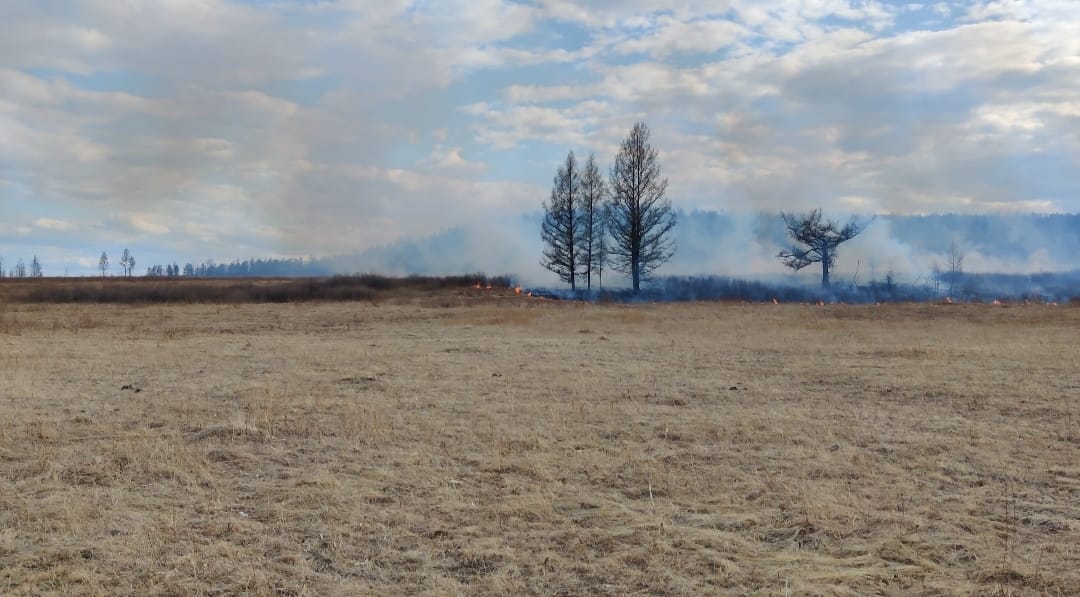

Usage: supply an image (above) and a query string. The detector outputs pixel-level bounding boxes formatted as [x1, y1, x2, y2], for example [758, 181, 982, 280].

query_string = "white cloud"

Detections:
[33, 218, 76, 231]
[422, 145, 487, 173]
[610, 16, 750, 58]
[129, 215, 170, 235]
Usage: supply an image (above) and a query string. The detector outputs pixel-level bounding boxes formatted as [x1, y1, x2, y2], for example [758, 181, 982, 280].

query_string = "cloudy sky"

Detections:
[1, 0, 1077, 275]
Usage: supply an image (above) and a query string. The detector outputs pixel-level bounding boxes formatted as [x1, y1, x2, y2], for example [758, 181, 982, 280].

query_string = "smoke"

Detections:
[325, 210, 1080, 297]
[325, 214, 547, 284]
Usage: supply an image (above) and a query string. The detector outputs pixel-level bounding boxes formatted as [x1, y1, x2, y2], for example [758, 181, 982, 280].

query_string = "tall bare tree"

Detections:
[607, 122, 676, 292]
[595, 202, 611, 290]
[933, 237, 967, 295]
[30, 255, 43, 278]
[120, 248, 135, 278]
[541, 151, 583, 290]
[578, 153, 607, 291]
[99, 251, 109, 277]
[778, 209, 868, 287]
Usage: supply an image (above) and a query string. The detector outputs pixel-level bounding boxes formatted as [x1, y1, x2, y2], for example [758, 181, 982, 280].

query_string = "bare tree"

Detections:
[30, 256, 43, 278]
[608, 122, 676, 292]
[595, 202, 611, 290]
[778, 209, 868, 287]
[577, 153, 607, 291]
[99, 251, 109, 277]
[541, 151, 583, 290]
[119, 248, 135, 278]
[943, 241, 964, 297]
[14, 259, 26, 278]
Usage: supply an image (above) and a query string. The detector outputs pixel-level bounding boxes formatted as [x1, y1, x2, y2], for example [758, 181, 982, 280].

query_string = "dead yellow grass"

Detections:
[1, 296, 1078, 595]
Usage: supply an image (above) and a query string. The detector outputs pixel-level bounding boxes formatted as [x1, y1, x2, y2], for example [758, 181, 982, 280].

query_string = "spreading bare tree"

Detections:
[577, 153, 607, 291]
[541, 151, 583, 290]
[778, 209, 868, 287]
[607, 122, 676, 292]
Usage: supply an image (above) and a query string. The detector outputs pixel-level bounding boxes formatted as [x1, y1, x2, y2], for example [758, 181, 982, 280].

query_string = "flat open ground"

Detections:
[2, 292, 1078, 595]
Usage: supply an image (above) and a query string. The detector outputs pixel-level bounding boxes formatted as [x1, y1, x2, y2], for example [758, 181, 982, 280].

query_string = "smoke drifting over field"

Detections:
[335, 211, 1080, 296]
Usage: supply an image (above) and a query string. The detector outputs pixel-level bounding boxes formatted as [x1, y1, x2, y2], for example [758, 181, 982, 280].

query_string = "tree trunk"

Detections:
[570, 164, 576, 292]
[820, 243, 829, 287]
[586, 246, 592, 291]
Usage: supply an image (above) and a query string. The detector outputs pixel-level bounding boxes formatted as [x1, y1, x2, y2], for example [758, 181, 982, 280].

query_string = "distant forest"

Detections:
[142, 258, 332, 278]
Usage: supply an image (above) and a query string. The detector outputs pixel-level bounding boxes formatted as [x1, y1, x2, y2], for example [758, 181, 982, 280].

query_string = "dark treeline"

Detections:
[14, 274, 512, 304]
[561, 271, 1080, 304]
[143, 257, 335, 278]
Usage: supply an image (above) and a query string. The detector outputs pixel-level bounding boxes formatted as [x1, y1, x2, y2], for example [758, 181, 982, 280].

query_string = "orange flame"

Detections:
[514, 286, 522, 295]
[485, 283, 493, 290]
[473, 282, 482, 289]
[771, 298, 779, 305]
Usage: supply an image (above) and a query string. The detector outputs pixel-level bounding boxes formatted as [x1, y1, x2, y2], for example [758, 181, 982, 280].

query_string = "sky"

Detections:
[1, 0, 1078, 276]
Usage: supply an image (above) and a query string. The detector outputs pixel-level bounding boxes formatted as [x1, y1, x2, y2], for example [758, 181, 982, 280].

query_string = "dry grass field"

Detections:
[2, 287, 1079, 595]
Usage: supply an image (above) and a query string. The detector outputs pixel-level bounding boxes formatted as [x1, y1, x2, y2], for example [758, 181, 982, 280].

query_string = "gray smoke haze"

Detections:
[324, 211, 1080, 291]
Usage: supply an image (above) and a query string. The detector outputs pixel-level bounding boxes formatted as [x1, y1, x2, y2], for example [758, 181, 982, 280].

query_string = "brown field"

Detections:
[2, 287, 1079, 595]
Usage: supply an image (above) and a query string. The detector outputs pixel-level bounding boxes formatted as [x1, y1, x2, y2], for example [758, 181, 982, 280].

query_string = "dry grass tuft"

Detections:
[1, 297, 1078, 595]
